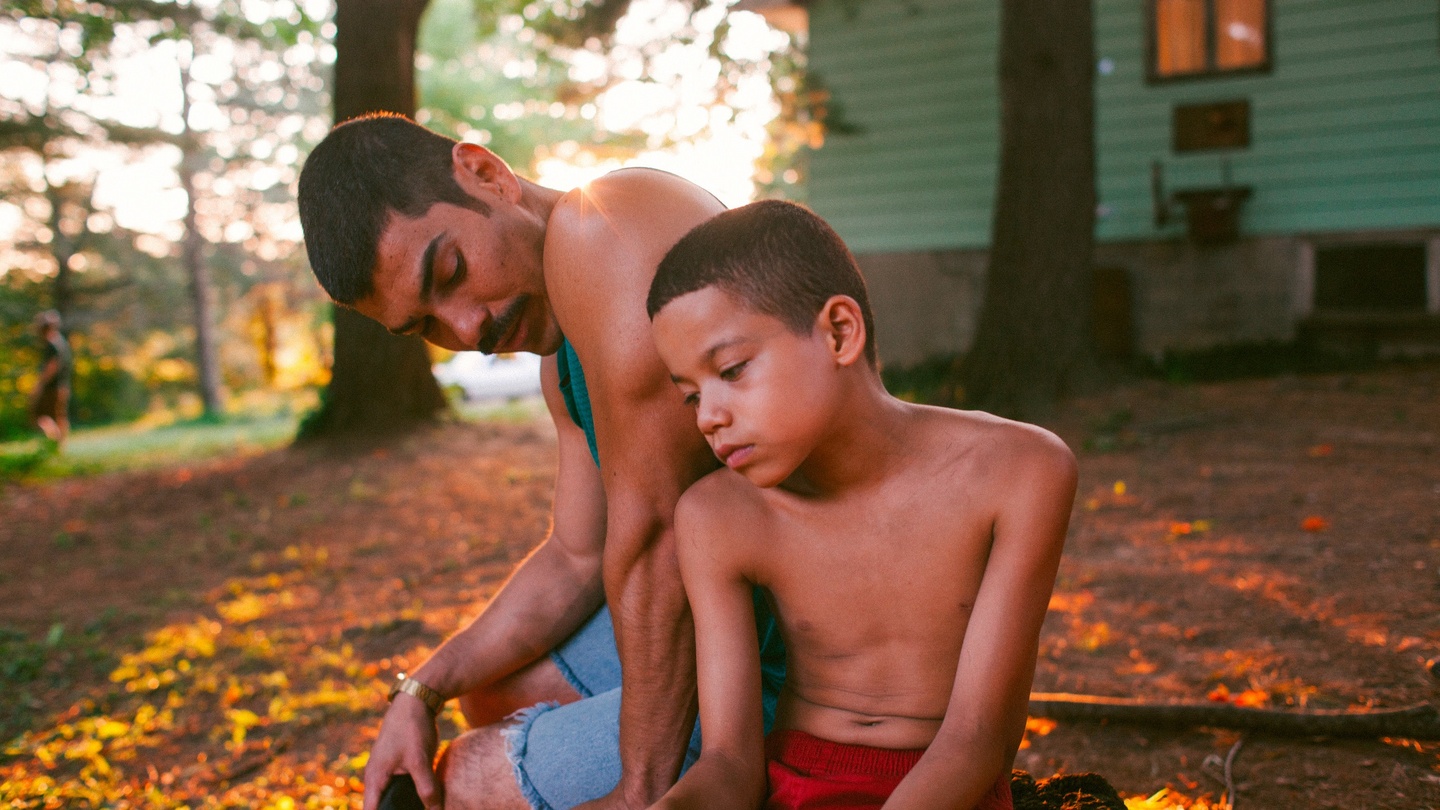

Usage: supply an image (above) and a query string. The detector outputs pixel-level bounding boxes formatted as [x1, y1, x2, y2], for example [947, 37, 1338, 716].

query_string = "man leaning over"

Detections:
[296, 114, 785, 810]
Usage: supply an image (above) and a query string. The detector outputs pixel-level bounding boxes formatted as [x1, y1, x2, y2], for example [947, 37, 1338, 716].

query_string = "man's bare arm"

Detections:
[406, 355, 609, 694]
[546, 171, 725, 807]
[362, 355, 609, 810]
[652, 484, 768, 809]
[589, 365, 714, 806]
[883, 428, 1076, 810]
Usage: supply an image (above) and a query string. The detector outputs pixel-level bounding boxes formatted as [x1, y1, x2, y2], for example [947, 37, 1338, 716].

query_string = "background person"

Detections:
[29, 310, 71, 449]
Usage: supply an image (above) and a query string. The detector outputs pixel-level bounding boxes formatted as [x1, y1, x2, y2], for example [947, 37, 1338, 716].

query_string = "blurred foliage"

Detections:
[0, 400, 304, 482]
[0, 577, 380, 808]
[0, 281, 39, 439]
[0, 1, 333, 438]
[417, 0, 645, 170]
[881, 353, 966, 408]
[0, 0, 827, 443]
[414, 0, 815, 198]
[0, 616, 118, 745]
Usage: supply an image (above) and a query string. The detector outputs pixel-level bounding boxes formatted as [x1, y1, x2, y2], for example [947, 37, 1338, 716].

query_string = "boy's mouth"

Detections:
[713, 442, 754, 467]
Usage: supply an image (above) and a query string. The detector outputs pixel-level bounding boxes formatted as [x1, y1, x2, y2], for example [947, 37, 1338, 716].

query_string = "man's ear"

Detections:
[452, 142, 521, 204]
[816, 295, 867, 367]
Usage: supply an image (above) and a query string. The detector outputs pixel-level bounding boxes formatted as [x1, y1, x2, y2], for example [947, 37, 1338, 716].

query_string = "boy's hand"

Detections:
[362, 696, 442, 810]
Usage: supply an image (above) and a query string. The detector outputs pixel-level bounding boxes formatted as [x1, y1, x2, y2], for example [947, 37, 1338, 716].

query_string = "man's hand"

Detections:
[363, 695, 442, 810]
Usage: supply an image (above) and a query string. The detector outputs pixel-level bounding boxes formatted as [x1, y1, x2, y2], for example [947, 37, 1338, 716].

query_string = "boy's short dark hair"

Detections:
[647, 199, 878, 365]
[297, 113, 491, 304]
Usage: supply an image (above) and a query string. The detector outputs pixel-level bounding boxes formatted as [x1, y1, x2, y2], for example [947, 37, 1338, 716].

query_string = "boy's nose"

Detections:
[696, 397, 730, 433]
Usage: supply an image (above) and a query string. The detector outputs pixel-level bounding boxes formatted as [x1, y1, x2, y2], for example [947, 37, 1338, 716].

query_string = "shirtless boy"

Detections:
[644, 200, 1077, 809]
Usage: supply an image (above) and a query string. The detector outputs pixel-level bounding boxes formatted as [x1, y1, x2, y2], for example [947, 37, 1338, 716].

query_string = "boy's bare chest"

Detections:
[756, 480, 996, 629]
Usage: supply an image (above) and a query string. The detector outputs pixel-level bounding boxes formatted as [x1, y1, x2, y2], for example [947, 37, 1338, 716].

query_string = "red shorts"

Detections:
[764, 730, 1013, 810]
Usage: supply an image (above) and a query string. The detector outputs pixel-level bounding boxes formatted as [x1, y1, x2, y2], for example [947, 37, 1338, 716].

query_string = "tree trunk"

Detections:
[1029, 693, 1440, 740]
[44, 183, 76, 324]
[179, 153, 225, 418]
[178, 54, 225, 418]
[960, 0, 1097, 420]
[300, 0, 447, 441]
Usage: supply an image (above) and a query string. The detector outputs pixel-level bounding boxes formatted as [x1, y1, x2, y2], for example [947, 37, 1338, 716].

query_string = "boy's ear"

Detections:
[816, 295, 867, 367]
[452, 141, 521, 204]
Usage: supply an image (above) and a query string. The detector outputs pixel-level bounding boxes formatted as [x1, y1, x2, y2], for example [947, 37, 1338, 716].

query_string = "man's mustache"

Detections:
[476, 295, 529, 354]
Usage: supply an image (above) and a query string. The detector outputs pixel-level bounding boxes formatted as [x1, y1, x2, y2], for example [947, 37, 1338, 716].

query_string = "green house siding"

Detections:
[807, 0, 1440, 252]
[806, 0, 1000, 253]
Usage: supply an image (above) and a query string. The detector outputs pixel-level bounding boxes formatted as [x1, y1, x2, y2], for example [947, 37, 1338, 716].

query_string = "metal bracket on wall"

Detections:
[1152, 159, 1253, 244]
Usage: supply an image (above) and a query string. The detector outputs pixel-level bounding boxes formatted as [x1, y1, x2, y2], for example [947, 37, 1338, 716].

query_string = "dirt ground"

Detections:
[2, 363, 1438, 808]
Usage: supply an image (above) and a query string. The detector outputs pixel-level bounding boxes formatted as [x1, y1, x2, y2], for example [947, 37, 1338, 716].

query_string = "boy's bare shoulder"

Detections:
[674, 468, 772, 548]
[916, 404, 1077, 485]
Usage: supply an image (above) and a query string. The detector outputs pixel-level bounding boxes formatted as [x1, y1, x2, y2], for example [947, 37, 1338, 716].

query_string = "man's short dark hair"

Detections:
[297, 113, 491, 304]
[647, 199, 878, 365]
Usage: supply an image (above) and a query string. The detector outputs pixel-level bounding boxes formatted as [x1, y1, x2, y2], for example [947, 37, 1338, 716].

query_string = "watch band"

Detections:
[388, 673, 446, 716]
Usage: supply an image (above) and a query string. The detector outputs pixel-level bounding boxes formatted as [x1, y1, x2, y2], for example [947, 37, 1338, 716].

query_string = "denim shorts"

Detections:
[502, 606, 704, 809]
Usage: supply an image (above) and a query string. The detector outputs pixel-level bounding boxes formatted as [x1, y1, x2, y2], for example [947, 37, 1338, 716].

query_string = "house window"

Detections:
[1150, 0, 1270, 81]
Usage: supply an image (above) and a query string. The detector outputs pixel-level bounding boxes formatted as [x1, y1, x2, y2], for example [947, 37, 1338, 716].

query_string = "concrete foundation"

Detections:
[856, 230, 1440, 368]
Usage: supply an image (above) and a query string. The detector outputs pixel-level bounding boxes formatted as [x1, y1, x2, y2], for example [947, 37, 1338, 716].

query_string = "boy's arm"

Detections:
[883, 430, 1076, 810]
[652, 488, 768, 810]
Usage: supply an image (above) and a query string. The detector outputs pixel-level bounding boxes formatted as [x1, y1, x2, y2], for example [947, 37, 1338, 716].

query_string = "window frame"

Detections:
[1145, 0, 1275, 84]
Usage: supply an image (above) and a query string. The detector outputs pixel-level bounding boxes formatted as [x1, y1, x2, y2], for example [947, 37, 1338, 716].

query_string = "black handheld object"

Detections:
[378, 774, 427, 810]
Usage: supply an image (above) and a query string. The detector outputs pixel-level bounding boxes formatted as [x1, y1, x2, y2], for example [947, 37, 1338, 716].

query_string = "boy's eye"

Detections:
[682, 392, 699, 408]
[719, 361, 747, 382]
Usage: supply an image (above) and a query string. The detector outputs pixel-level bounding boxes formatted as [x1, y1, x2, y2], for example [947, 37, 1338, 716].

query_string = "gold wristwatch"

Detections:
[387, 672, 446, 716]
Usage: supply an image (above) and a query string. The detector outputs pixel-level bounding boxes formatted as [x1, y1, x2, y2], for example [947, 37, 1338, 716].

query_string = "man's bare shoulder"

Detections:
[544, 168, 723, 275]
[542, 169, 726, 368]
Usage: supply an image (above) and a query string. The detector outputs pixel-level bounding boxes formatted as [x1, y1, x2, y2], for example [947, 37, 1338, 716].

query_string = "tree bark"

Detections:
[300, 0, 447, 441]
[176, 53, 226, 418]
[960, 0, 1097, 419]
[179, 151, 225, 418]
[44, 183, 76, 324]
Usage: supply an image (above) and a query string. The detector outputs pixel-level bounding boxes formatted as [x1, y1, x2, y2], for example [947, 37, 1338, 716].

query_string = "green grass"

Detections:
[0, 413, 300, 482]
[0, 394, 550, 483]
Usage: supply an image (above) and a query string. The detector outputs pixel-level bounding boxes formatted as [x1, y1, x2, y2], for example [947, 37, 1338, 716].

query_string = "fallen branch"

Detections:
[1028, 693, 1440, 740]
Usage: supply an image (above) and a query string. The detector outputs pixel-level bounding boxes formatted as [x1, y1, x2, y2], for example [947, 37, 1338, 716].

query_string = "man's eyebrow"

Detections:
[386, 233, 444, 336]
[419, 232, 442, 300]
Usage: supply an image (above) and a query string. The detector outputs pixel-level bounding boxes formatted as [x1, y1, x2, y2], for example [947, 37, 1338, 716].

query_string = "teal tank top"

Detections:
[555, 339, 600, 467]
[554, 337, 788, 728]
